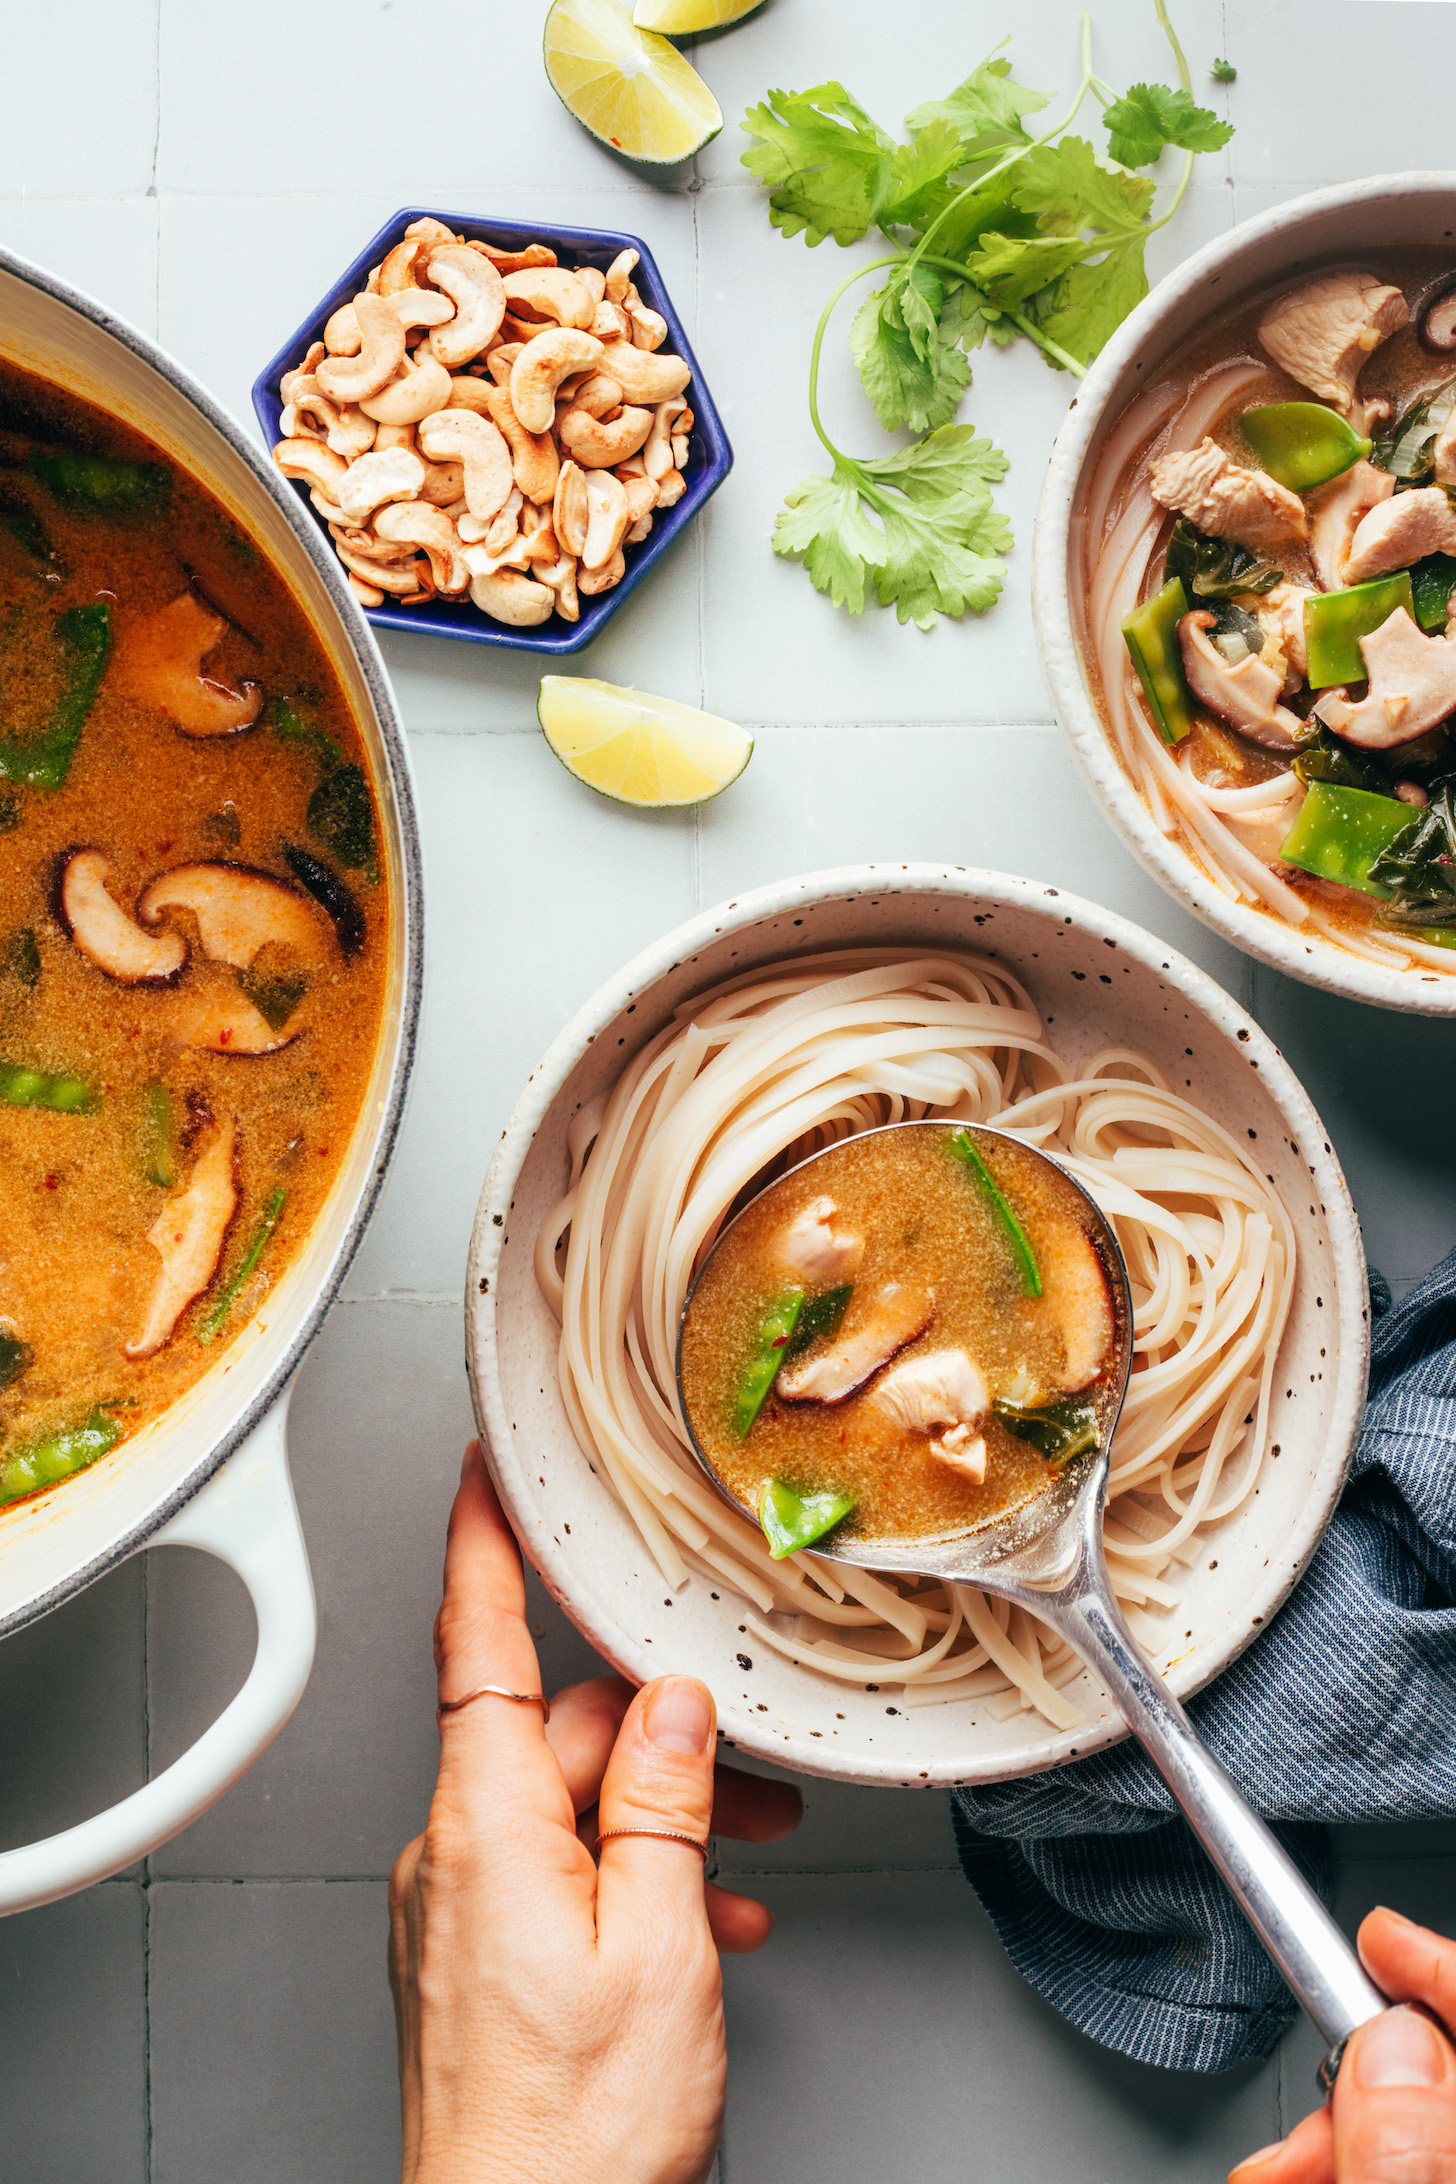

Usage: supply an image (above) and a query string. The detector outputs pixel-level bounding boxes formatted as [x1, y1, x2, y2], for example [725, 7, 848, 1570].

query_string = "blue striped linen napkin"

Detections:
[951, 1251, 1456, 2073]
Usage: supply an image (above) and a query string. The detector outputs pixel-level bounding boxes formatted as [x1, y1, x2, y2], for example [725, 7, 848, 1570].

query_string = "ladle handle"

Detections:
[1042, 1571, 1387, 2093]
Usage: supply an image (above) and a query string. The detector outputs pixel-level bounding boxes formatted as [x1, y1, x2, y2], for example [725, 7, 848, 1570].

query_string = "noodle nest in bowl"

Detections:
[533, 948, 1295, 1729]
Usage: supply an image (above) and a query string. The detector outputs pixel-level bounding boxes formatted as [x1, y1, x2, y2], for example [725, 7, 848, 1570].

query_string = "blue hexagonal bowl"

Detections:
[251, 207, 732, 655]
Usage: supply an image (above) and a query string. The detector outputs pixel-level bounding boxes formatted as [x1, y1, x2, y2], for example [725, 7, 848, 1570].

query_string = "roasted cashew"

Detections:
[425, 245, 507, 368]
[485, 345, 522, 388]
[336, 446, 427, 526]
[626, 513, 654, 546]
[349, 571, 385, 607]
[417, 407, 514, 523]
[569, 372, 625, 421]
[373, 502, 470, 595]
[419, 459, 466, 507]
[379, 238, 428, 296]
[469, 567, 553, 626]
[372, 421, 417, 453]
[620, 473, 659, 526]
[467, 239, 557, 274]
[502, 268, 595, 331]
[656, 469, 686, 509]
[591, 299, 633, 345]
[275, 438, 349, 501]
[574, 265, 607, 307]
[476, 383, 559, 504]
[558, 403, 652, 470]
[629, 302, 668, 353]
[405, 217, 457, 248]
[593, 338, 689, 406]
[604, 249, 639, 306]
[509, 328, 603, 433]
[582, 471, 631, 571]
[579, 548, 626, 596]
[333, 538, 425, 595]
[280, 342, 326, 401]
[360, 352, 452, 425]
[316, 293, 406, 404]
[553, 461, 590, 558]
[643, 395, 687, 482]
[324, 302, 364, 357]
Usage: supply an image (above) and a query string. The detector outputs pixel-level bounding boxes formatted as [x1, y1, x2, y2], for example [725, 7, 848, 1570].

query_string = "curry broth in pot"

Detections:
[679, 1124, 1118, 1556]
[0, 360, 389, 1506]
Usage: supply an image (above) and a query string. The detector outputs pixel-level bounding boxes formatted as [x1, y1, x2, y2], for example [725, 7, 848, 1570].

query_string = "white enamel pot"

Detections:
[1033, 172, 1456, 1016]
[0, 249, 422, 1912]
[466, 867, 1367, 1789]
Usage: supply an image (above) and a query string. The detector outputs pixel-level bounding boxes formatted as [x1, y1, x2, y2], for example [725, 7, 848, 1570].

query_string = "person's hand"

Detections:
[389, 1442, 802, 2184]
[1229, 1908, 1456, 2183]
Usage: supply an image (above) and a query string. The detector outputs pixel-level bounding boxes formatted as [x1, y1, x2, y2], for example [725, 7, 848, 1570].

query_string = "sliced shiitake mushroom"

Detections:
[126, 1116, 239, 1358]
[1418, 273, 1456, 355]
[58, 848, 188, 985]
[137, 863, 330, 969]
[283, 844, 365, 958]
[170, 986, 299, 1055]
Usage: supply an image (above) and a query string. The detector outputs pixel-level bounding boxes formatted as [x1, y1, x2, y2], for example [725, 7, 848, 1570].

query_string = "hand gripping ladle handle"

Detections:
[993, 1517, 1388, 2095]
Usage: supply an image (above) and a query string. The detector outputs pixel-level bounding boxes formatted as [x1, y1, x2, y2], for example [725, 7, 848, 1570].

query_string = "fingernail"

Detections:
[1354, 2007, 1450, 2088]
[645, 1677, 713, 1756]
[1373, 1904, 1415, 1930]
[1229, 2143, 1284, 2175]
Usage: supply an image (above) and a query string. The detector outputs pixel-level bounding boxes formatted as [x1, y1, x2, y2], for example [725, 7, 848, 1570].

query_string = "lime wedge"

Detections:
[538, 676, 752, 807]
[632, 0, 764, 30]
[544, 0, 723, 162]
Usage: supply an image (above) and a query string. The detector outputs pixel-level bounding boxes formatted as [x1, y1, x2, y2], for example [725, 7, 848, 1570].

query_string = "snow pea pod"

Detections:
[784, 1283, 853, 1359]
[1121, 576, 1195, 746]
[0, 600, 112, 790]
[948, 1128, 1041, 1296]
[0, 1411, 120, 1508]
[759, 1477, 856, 1561]
[1304, 573, 1415, 688]
[729, 1290, 804, 1440]
[141, 1081, 176, 1188]
[28, 449, 167, 517]
[1240, 402, 1370, 492]
[0, 1058, 98, 1113]
[1279, 780, 1413, 897]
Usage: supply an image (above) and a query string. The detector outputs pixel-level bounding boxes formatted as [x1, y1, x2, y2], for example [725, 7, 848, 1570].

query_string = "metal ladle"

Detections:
[678, 1121, 1388, 2092]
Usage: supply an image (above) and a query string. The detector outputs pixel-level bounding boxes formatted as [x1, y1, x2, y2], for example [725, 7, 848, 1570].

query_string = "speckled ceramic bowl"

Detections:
[465, 867, 1367, 1788]
[1034, 172, 1456, 1018]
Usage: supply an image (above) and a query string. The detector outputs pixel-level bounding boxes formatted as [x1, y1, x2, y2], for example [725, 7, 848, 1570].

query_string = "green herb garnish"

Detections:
[743, 4, 1232, 629]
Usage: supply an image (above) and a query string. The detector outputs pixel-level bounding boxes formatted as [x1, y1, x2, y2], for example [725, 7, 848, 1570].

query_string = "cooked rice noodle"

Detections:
[535, 950, 1296, 1728]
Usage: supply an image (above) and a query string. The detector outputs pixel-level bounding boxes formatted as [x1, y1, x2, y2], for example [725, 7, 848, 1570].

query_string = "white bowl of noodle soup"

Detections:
[1034, 173, 1456, 1016]
[465, 867, 1367, 1788]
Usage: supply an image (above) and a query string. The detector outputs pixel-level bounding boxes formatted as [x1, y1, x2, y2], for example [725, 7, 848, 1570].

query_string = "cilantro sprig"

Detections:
[741, 2, 1232, 630]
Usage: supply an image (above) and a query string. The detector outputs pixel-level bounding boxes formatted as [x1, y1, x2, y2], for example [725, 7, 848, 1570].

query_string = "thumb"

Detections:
[593, 1676, 716, 1941]
[1334, 2006, 1456, 2180]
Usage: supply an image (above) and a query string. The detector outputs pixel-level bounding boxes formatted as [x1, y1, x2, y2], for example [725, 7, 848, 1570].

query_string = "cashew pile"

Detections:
[272, 219, 695, 629]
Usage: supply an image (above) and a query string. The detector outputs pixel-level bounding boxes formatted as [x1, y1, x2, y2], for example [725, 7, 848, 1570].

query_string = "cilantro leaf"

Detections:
[772, 470, 886, 613]
[850, 271, 977, 434]
[772, 425, 1012, 630]
[739, 83, 895, 246]
[1012, 135, 1156, 235]
[1033, 233, 1150, 367]
[879, 118, 975, 229]
[962, 229, 1089, 307]
[1102, 82, 1234, 168]
[905, 56, 1049, 148]
[1210, 58, 1237, 84]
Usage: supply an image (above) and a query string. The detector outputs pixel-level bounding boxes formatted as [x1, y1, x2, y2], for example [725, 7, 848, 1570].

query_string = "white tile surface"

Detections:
[5, 1, 1456, 2178]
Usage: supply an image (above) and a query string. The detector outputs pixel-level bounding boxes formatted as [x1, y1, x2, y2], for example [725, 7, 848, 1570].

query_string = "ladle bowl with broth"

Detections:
[678, 1123, 1128, 1565]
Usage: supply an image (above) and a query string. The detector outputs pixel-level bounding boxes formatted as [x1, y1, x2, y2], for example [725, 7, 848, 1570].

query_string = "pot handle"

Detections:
[0, 1391, 315, 1917]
